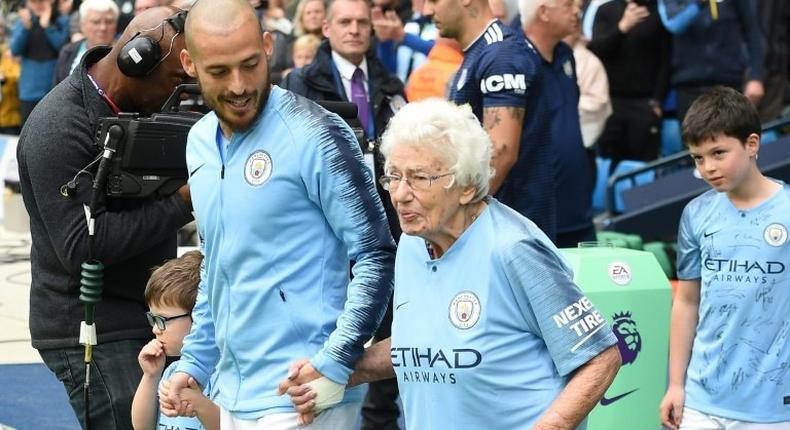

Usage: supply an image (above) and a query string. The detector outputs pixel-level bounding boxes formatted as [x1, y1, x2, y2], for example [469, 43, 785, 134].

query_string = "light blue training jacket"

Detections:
[177, 86, 396, 419]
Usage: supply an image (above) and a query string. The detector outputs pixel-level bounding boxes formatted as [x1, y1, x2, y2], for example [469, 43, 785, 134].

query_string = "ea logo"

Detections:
[244, 150, 273, 187]
[449, 291, 481, 330]
[608, 261, 632, 286]
[764, 223, 788, 247]
[612, 311, 641, 366]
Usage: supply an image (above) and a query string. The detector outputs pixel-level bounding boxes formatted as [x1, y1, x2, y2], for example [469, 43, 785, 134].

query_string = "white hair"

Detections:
[80, 0, 120, 20]
[380, 99, 494, 203]
[518, 0, 553, 28]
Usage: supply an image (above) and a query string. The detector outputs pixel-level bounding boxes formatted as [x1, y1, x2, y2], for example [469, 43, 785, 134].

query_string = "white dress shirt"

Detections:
[331, 51, 370, 101]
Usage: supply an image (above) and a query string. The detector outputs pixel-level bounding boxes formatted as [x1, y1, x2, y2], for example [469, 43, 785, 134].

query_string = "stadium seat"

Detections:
[595, 231, 630, 249]
[643, 241, 674, 279]
[622, 233, 644, 250]
[592, 157, 612, 212]
[661, 118, 683, 156]
[612, 160, 656, 213]
[762, 130, 779, 145]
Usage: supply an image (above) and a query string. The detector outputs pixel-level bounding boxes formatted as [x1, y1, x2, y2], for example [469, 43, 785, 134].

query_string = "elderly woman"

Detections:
[53, 0, 118, 84]
[280, 99, 621, 429]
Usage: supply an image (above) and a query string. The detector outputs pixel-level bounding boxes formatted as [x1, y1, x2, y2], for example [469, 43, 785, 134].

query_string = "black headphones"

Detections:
[117, 9, 188, 78]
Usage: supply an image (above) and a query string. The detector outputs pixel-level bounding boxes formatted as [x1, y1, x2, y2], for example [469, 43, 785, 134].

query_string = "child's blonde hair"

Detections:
[293, 34, 321, 56]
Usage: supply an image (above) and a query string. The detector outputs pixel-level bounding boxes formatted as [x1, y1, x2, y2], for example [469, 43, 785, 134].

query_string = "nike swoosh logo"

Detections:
[189, 163, 206, 177]
[599, 388, 638, 406]
[704, 230, 721, 238]
[395, 301, 409, 311]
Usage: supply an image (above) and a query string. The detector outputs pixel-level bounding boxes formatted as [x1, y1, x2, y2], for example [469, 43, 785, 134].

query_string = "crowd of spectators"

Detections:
[2, 0, 787, 170]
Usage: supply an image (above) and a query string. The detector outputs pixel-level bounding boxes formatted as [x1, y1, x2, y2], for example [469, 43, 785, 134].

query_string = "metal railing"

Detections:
[604, 115, 790, 215]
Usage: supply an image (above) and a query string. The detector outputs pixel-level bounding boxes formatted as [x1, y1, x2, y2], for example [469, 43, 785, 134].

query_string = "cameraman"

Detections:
[16, 7, 193, 430]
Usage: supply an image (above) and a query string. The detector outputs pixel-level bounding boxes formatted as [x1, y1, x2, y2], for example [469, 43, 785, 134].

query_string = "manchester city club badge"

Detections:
[456, 68, 468, 91]
[449, 291, 481, 329]
[563, 60, 573, 78]
[764, 223, 788, 247]
[244, 150, 273, 187]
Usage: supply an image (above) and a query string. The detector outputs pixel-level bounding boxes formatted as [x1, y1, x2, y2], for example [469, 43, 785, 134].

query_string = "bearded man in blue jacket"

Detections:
[160, 1, 396, 428]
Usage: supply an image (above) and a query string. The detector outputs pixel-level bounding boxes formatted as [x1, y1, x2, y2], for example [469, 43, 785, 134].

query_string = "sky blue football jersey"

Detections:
[391, 198, 616, 429]
[677, 183, 790, 422]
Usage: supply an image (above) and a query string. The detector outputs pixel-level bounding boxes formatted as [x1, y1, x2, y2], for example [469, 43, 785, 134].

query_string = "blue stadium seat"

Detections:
[612, 160, 656, 213]
[592, 157, 612, 212]
[661, 118, 683, 156]
[762, 130, 779, 145]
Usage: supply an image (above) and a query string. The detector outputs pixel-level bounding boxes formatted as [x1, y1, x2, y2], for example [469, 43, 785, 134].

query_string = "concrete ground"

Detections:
[0, 230, 38, 366]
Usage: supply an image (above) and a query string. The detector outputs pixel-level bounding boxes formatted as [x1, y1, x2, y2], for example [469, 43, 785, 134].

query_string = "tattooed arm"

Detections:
[483, 106, 526, 195]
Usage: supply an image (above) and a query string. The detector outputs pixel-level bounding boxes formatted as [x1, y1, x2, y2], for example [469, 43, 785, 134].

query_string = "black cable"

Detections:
[79, 124, 121, 430]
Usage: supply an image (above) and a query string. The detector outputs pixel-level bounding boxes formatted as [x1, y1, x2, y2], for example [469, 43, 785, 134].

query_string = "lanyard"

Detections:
[87, 73, 121, 114]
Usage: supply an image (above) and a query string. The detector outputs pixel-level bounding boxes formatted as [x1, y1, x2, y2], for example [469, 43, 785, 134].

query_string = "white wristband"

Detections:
[304, 376, 345, 413]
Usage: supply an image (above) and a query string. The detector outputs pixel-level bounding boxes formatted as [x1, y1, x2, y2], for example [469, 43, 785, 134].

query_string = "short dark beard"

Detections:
[211, 70, 272, 134]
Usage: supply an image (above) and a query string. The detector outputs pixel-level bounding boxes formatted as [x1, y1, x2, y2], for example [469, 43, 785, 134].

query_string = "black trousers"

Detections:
[556, 223, 597, 249]
[360, 296, 401, 430]
[39, 339, 148, 430]
[597, 97, 661, 170]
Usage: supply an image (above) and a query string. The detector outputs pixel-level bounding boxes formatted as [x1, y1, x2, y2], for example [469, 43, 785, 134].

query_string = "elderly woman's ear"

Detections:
[459, 185, 477, 205]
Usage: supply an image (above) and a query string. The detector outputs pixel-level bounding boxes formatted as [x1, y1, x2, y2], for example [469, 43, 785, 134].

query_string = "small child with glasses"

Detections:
[131, 250, 218, 430]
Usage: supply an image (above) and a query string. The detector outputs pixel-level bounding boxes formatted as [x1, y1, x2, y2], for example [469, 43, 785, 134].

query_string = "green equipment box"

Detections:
[561, 246, 672, 430]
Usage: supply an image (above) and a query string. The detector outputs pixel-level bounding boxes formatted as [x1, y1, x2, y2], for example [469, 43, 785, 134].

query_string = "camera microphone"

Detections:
[92, 124, 124, 192]
[60, 180, 78, 198]
[88, 125, 124, 211]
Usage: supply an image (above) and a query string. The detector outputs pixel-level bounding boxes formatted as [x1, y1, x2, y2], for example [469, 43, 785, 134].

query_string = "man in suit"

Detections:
[284, 0, 404, 142]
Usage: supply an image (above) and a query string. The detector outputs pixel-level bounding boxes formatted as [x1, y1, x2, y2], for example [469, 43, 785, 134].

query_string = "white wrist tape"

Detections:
[304, 376, 345, 413]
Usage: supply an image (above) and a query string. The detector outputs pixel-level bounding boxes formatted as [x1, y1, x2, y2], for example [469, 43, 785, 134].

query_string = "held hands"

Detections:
[659, 385, 685, 430]
[159, 371, 195, 418]
[138, 339, 166, 376]
[618, 2, 649, 33]
[277, 359, 318, 425]
[277, 359, 345, 426]
[179, 377, 206, 416]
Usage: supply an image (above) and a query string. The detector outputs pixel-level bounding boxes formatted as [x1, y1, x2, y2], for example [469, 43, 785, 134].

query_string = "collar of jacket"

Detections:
[72, 46, 116, 139]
